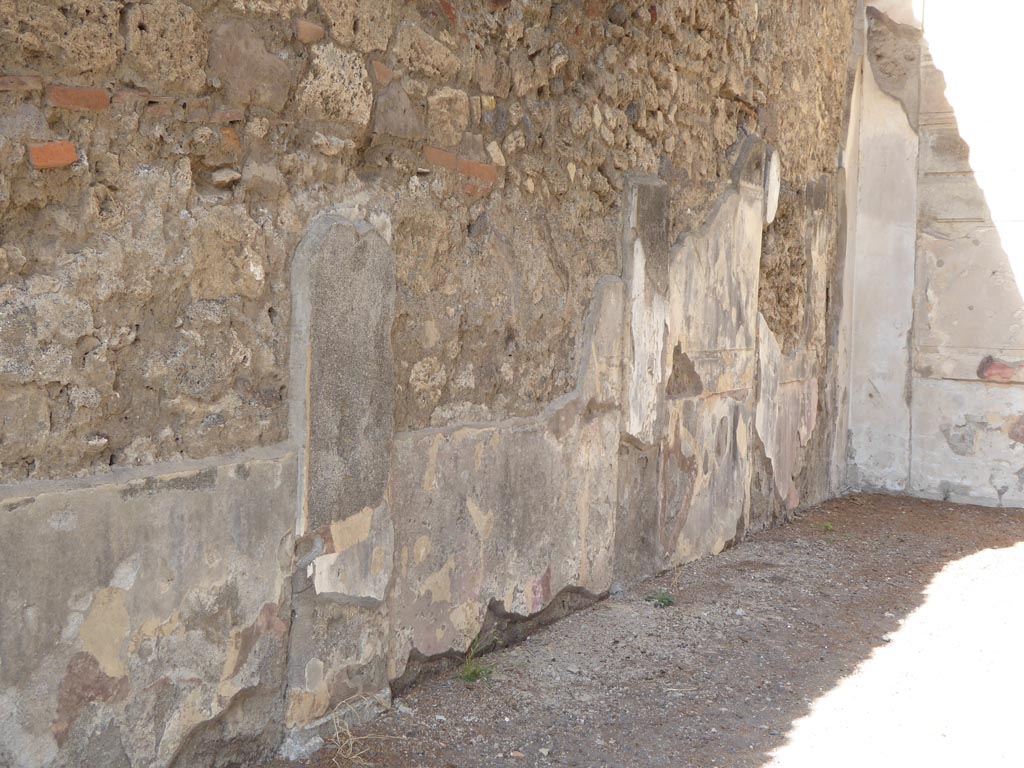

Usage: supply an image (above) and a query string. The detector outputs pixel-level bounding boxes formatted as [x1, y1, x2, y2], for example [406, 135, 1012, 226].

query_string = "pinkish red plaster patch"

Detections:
[977, 355, 1024, 383]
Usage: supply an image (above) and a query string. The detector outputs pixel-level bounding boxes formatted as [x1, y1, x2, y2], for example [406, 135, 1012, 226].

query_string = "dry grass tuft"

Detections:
[325, 694, 402, 768]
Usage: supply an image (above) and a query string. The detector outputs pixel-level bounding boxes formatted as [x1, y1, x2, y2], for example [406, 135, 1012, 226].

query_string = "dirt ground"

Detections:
[278, 494, 1024, 768]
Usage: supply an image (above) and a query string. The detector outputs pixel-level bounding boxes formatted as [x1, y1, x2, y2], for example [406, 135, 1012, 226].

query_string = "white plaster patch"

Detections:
[312, 505, 394, 605]
[764, 147, 781, 225]
[47, 508, 77, 531]
[110, 556, 140, 590]
[910, 377, 1024, 506]
[847, 60, 917, 492]
[626, 239, 668, 443]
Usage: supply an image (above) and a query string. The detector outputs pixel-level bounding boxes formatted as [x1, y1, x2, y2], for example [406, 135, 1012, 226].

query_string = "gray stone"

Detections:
[212, 168, 241, 188]
[298, 216, 395, 530]
[373, 83, 426, 141]
[209, 20, 294, 112]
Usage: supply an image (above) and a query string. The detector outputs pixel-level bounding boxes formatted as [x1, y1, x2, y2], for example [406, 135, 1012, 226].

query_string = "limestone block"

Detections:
[1, 0, 121, 78]
[232, 0, 307, 15]
[427, 87, 470, 147]
[321, 0, 393, 52]
[393, 24, 461, 79]
[298, 45, 373, 126]
[122, 1, 207, 94]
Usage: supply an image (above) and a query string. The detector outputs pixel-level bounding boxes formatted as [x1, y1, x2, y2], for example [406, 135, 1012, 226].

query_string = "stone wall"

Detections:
[1, 2, 856, 765]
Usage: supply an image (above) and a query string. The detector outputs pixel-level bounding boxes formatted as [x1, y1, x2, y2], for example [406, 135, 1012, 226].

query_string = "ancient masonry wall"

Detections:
[0, 2, 855, 765]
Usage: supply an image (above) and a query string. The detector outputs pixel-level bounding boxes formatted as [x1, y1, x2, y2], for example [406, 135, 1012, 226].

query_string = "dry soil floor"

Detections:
[284, 494, 1024, 767]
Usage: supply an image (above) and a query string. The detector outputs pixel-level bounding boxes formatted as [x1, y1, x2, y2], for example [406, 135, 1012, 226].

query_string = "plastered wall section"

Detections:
[908, 42, 1024, 505]
[845, 1, 1024, 505]
[846, 48, 918, 492]
[829, 54, 863, 494]
[0, 451, 296, 768]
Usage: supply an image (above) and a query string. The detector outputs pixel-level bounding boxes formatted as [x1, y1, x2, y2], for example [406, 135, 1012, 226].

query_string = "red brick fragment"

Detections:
[422, 146, 500, 188]
[27, 141, 78, 169]
[295, 18, 325, 44]
[458, 157, 499, 184]
[423, 145, 457, 172]
[46, 85, 110, 111]
[0, 75, 43, 92]
[439, 0, 457, 25]
[111, 87, 151, 105]
[220, 126, 241, 153]
[143, 102, 173, 120]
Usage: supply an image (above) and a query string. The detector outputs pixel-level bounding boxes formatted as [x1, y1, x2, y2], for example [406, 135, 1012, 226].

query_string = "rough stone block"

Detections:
[209, 20, 294, 112]
[0, 75, 43, 92]
[427, 86, 470, 147]
[393, 24, 461, 79]
[122, 1, 207, 94]
[297, 45, 373, 125]
[321, 0, 393, 52]
[294, 18, 326, 44]
[1, 1, 120, 78]
[373, 83, 425, 140]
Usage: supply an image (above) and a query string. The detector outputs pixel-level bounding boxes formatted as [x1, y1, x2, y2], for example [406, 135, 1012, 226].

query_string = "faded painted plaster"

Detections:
[0, 454, 295, 768]
[903, 7, 1024, 507]
[846, 32, 918, 492]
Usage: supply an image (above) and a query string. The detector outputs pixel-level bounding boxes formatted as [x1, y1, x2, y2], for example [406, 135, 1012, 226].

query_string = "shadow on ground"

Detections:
[272, 494, 1024, 768]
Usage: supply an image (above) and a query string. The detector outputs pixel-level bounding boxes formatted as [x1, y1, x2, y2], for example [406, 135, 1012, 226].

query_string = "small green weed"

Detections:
[823, 521, 834, 532]
[456, 633, 494, 683]
[456, 658, 493, 683]
[644, 590, 676, 608]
